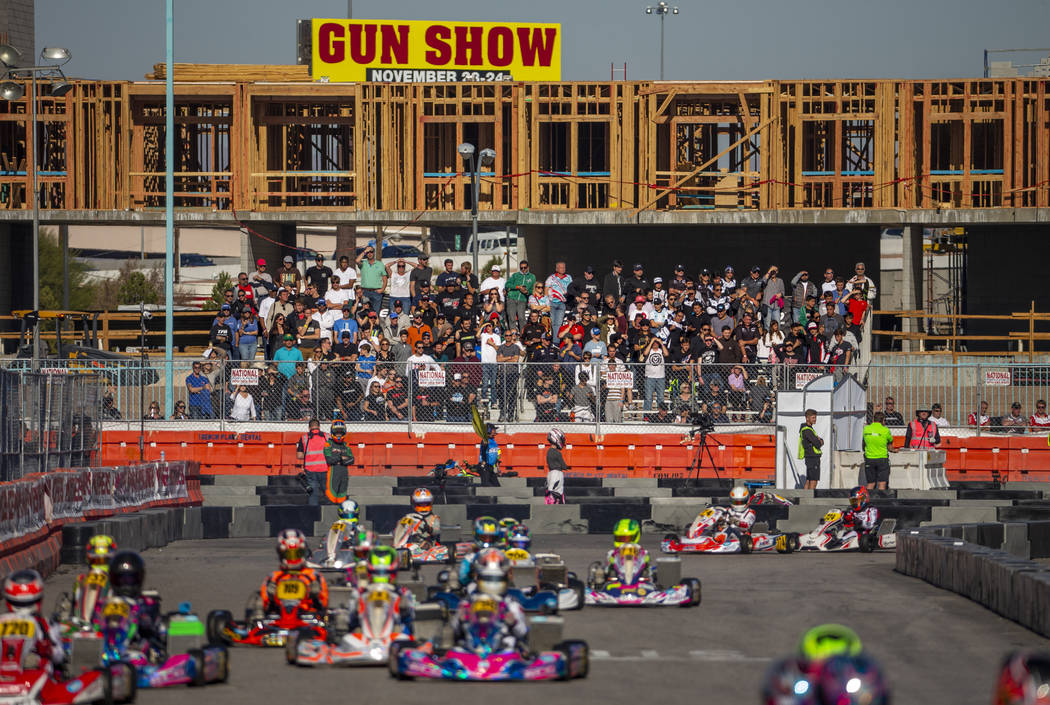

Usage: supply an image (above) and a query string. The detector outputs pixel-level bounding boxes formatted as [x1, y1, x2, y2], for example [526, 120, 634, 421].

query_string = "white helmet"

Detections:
[338, 499, 360, 521]
[729, 485, 750, 510]
[547, 428, 565, 449]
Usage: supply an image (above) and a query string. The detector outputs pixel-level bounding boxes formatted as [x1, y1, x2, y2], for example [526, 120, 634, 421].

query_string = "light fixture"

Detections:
[457, 142, 476, 160]
[646, 7, 653, 13]
[49, 80, 72, 97]
[40, 47, 71, 64]
[0, 81, 24, 101]
[479, 148, 496, 167]
[0, 44, 21, 69]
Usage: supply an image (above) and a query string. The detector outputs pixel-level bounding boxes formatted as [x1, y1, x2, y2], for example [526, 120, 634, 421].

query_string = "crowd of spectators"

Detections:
[174, 249, 886, 424]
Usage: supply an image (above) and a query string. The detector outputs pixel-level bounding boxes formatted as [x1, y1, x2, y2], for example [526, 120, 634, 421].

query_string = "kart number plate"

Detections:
[399, 517, 415, 526]
[505, 549, 529, 561]
[366, 590, 390, 603]
[276, 581, 306, 600]
[102, 600, 130, 618]
[85, 573, 107, 587]
[620, 546, 638, 558]
[0, 619, 35, 637]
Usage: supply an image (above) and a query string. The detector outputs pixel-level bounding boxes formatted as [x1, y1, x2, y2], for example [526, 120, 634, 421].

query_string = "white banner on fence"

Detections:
[417, 368, 447, 388]
[230, 368, 260, 386]
[795, 372, 822, 389]
[983, 369, 1011, 386]
[605, 369, 634, 389]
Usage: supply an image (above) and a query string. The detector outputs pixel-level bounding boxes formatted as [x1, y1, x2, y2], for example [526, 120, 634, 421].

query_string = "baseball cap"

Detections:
[316, 298, 326, 306]
[283, 255, 294, 263]
[584, 265, 595, 273]
[674, 264, 684, 271]
[393, 300, 403, 308]
[701, 268, 711, 276]
[591, 327, 601, 335]
[491, 265, 501, 271]
[633, 263, 643, 270]
[220, 304, 231, 311]
[340, 330, 350, 338]
[315, 254, 324, 260]
[807, 322, 818, 329]
[751, 265, 761, 273]
[724, 265, 734, 273]
[653, 276, 663, 283]
[453, 373, 462, 380]
[256, 258, 266, 266]
[283, 333, 294, 341]
[716, 304, 726, 312]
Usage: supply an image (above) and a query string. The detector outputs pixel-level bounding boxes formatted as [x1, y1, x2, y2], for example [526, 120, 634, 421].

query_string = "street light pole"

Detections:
[30, 72, 39, 369]
[660, 12, 665, 80]
[645, 2, 679, 80]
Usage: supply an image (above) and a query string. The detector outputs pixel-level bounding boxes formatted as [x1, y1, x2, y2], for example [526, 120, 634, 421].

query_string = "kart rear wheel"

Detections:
[206, 609, 233, 646]
[788, 533, 800, 553]
[556, 639, 589, 680]
[681, 578, 702, 607]
[105, 661, 137, 704]
[739, 534, 753, 554]
[567, 578, 585, 611]
[388, 641, 415, 680]
[187, 649, 206, 687]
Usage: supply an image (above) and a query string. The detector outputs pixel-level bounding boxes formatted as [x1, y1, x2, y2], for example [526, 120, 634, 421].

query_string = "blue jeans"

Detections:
[238, 340, 258, 361]
[764, 305, 782, 329]
[550, 302, 566, 336]
[792, 307, 804, 325]
[306, 471, 326, 506]
[643, 376, 664, 411]
[392, 296, 411, 312]
[363, 289, 384, 312]
[482, 364, 498, 404]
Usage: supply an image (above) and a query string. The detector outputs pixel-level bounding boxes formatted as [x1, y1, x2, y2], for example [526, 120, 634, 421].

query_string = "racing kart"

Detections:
[584, 545, 701, 607]
[660, 507, 799, 555]
[796, 510, 897, 552]
[53, 571, 110, 640]
[70, 597, 228, 689]
[206, 574, 327, 647]
[393, 516, 451, 565]
[307, 518, 361, 572]
[389, 595, 588, 682]
[288, 583, 413, 667]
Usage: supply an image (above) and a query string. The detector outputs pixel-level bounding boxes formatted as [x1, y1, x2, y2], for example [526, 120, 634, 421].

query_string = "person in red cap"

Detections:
[250, 258, 274, 300]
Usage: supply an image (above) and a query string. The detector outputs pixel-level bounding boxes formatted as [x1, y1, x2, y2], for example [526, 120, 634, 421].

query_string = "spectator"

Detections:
[238, 308, 261, 361]
[332, 305, 358, 344]
[881, 397, 905, 426]
[674, 385, 695, 423]
[276, 255, 302, 294]
[305, 254, 333, 297]
[362, 380, 386, 421]
[505, 261, 535, 332]
[709, 401, 731, 424]
[600, 346, 630, 422]
[336, 365, 364, 421]
[545, 261, 572, 334]
[967, 401, 991, 427]
[832, 278, 850, 317]
[229, 385, 257, 422]
[819, 267, 836, 296]
[790, 270, 818, 324]
[265, 287, 294, 334]
[385, 258, 413, 311]
[1031, 400, 1050, 431]
[496, 330, 523, 422]
[257, 364, 285, 420]
[356, 245, 387, 311]
[603, 260, 625, 306]
[435, 258, 459, 288]
[185, 360, 212, 418]
[285, 363, 311, 420]
[479, 321, 501, 406]
[844, 284, 869, 344]
[406, 314, 432, 349]
[568, 265, 601, 308]
[459, 261, 479, 294]
[827, 329, 853, 371]
[386, 377, 410, 421]
[479, 265, 506, 303]
[1001, 403, 1028, 433]
[528, 281, 551, 321]
[757, 321, 785, 364]
[481, 292, 505, 326]
[584, 327, 607, 358]
[820, 302, 846, 343]
[710, 305, 734, 337]
[733, 311, 760, 363]
[904, 407, 941, 448]
[645, 402, 675, 424]
[273, 334, 303, 379]
[325, 276, 352, 310]
[571, 371, 596, 422]
[640, 335, 668, 412]
[622, 263, 649, 302]
[722, 266, 737, 296]
[740, 265, 765, 301]
[249, 259, 275, 301]
[929, 402, 951, 428]
[716, 327, 743, 365]
[445, 373, 476, 422]
[846, 261, 878, 304]
[409, 254, 431, 304]
[534, 380, 560, 421]
[333, 254, 358, 289]
[437, 280, 463, 320]
[143, 401, 162, 420]
[760, 266, 785, 329]
[170, 400, 188, 420]
[208, 305, 235, 356]
[357, 342, 377, 383]
[726, 364, 749, 412]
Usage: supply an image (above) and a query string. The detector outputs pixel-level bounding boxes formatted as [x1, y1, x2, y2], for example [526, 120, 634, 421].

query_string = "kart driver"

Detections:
[0, 570, 64, 671]
[400, 488, 441, 546]
[345, 529, 377, 593]
[457, 516, 502, 589]
[347, 546, 415, 638]
[450, 548, 528, 654]
[261, 529, 329, 616]
[66, 534, 117, 622]
[599, 519, 653, 584]
[497, 517, 519, 547]
[107, 550, 168, 659]
[843, 486, 879, 535]
[761, 624, 877, 704]
[323, 499, 362, 565]
[687, 485, 756, 539]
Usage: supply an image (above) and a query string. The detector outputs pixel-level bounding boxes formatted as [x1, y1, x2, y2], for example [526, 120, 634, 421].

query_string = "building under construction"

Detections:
[0, 68, 1048, 346]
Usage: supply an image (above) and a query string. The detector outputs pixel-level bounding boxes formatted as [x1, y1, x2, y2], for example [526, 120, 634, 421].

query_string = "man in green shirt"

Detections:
[356, 245, 388, 313]
[863, 411, 895, 490]
[505, 261, 536, 333]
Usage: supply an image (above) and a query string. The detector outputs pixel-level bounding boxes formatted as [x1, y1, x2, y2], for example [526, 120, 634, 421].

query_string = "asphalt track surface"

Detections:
[44, 535, 1049, 705]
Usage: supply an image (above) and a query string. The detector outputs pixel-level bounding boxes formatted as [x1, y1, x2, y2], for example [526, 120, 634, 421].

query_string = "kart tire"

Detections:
[215, 646, 230, 683]
[788, 533, 801, 552]
[556, 640, 589, 680]
[858, 533, 875, 553]
[187, 649, 206, 686]
[538, 599, 558, 616]
[681, 578, 702, 607]
[388, 641, 415, 680]
[568, 578, 586, 611]
[206, 609, 233, 646]
[105, 661, 136, 704]
[739, 534, 753, 554]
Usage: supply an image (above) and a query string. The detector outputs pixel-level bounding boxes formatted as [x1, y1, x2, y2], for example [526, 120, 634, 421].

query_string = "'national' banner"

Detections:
[311, 19, 561, 82]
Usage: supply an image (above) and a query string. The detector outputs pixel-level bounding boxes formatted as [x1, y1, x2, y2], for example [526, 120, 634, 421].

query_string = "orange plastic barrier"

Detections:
[97, 429, 1050, 481]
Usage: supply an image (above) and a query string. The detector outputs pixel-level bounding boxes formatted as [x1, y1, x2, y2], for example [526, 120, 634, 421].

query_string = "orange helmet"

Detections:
[276, 528, 308, 570]
[411, 488, 434, 515]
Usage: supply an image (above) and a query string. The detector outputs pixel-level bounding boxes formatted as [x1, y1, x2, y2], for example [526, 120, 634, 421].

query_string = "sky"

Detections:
[35, 0, 1050, 82]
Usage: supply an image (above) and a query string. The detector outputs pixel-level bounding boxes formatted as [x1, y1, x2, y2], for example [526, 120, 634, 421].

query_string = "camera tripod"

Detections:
[686, 428, 725, 485]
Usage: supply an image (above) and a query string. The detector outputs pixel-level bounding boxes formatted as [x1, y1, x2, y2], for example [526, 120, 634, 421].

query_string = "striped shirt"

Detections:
[545, 273, 572, 303]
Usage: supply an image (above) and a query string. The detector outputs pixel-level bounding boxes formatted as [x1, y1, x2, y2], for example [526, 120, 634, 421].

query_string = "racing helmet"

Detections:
[338, 499, 360, 521]
[995, 651, 1050, 705]
[613, 518, 641, 548]
[547, 427, 565, 449]
[330, 420, 347, 442]
[411, 488, 434, 515]
[798, 624, 864, 664]
[729, 485, 750, 510]
[366, 546, 400, 585]
[352, 529, 377, 560]
[815, 655, 890, 705]
[3, 569, 44, 614]
[498, 517, 519, 545]
[86, 534, 117, 569]
[472, 516, 500, 547]
[276, 528, 309, 571]
[848, 486, 870, 510]
[108, 551, 146, 599]
[474, 548, 509, 597]
[508, 524, 531, 552]
[761, 657, 818, 705]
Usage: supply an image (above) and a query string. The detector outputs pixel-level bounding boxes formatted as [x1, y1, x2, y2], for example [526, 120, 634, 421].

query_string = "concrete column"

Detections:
[900, 225, 924, 352]
[240, 223, 297, 274]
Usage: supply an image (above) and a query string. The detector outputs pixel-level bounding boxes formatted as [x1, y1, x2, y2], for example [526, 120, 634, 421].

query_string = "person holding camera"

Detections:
[761, 265, 786, 329]
[296, 418, 329, 506]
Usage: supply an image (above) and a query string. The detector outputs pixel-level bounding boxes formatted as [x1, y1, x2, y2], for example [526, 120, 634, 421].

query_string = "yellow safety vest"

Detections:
[798, 424, 822, 459]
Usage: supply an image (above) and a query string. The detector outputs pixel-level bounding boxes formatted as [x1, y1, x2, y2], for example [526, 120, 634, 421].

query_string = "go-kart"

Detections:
[393, 516, 451, 565]
[206, 574, 327, 648]
[0, 616, 136, 705]
[389, 595, 588, 682]
[288, 583, 413, 667]
[53, 571, 110, 640]
[660, 507, 799, 555]
[69, 597, 228, 689]
[307, 519, 361, 572]
[796, 510, 897, 552]
[584, 544, 701, 607]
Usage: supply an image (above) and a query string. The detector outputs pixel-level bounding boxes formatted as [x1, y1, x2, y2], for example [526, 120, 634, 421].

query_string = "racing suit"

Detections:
[450, 594, 528, 654]
[0, 611, 65, 672]
[843, 506, 880, 534]
[322, 519, 361, 565]
[724, 505, 757, 537]
[456, 543, 498, 592]
[63, 568, 109, 626]
[687, 505, 755, 539]
[260, 569, 329, 615]
[399, 511, 441, 546]
[602, 545, 654, 584]
[346, 584, 416, 638]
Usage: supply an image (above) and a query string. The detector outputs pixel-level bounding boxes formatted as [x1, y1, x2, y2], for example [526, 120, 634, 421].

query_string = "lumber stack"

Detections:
[145, 63, 312, 81]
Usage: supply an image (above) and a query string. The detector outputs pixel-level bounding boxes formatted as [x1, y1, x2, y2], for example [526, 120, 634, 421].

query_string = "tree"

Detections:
[38, 228, 96, 311]
[118, 268, 162, 306]
[203, 272, 234, 310]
